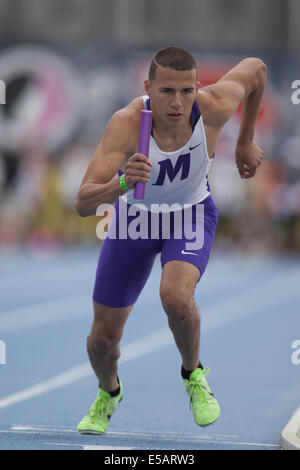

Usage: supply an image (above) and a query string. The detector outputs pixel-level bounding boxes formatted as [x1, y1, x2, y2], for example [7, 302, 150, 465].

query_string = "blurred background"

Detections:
[1, 0, 300, 258]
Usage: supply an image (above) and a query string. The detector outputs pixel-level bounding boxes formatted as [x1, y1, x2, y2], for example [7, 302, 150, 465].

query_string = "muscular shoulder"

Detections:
[110, 97, 143, 136]
[107, 97, 144, 152]
[196, 58, 266, 128]
[196, 85, 243, 129]
[78, 97, 145, 187]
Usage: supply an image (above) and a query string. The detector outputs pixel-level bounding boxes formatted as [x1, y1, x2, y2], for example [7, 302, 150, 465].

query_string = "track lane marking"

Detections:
[1, 426, 280, 449]
[0, 329, 172, 409]
[0, 294, 90, 333]
[0, 266, 299, 409]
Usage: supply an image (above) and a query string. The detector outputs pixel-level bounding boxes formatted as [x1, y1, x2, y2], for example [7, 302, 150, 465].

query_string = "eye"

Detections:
[160, 88, 172, 94]
[183, 88, 193, 94]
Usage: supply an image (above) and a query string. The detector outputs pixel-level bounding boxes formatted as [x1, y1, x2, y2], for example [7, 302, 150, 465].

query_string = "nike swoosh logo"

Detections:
[189, 143, 202, 151]
[181, 250, 198, 256]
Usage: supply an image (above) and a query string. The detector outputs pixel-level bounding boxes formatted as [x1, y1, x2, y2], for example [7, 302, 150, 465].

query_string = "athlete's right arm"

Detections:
[74, 107, 152, 217]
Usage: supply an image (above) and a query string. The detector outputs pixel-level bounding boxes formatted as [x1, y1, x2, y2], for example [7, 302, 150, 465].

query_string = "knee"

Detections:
[160, 286, 193, 321]
[87, 325, 122, 357]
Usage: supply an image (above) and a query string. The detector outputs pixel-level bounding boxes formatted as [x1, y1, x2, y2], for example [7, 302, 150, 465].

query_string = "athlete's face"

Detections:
[144, 66, 199, 127]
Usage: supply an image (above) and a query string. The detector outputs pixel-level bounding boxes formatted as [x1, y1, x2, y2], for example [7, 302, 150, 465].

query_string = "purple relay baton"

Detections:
[134, 110, 152, 200]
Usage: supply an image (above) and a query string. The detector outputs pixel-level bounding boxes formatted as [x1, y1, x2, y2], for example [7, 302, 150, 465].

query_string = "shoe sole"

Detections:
[78, 430, 105, 435]
[196, 418, 218, 427]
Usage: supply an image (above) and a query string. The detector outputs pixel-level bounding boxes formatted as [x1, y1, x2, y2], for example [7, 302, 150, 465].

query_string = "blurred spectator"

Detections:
[0, 44, 299, 256]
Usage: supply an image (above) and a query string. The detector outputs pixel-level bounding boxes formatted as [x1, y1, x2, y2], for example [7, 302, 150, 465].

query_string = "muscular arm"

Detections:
[75, 100, 152, 217]
[234, 59, 267, 145]
[197, 58, 267, 177]
[74, 110, 133, 217]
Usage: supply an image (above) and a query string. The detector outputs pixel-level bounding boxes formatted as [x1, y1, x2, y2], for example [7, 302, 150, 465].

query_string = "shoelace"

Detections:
[89, 396, 110, 421]
[188, 367, 210, 409]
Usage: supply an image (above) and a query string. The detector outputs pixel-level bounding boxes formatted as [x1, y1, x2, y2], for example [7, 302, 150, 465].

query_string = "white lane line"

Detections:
[216, 441, 280, 448]
[0, 259, 245, 333]
[10, 425, 77, 433]
[0, 293, 90, 333]
[83, 445, 133, 450]
[0, 329, 173, 409]
[0, 261, 96, 304]
[4, 427, 280, 449]
[43, 442, 134, 450]
[0, 259, 96, 284]
[202, 265, 300, 331]
[0, 266, 299, 409]
[0, 257, 296, 334]
[0, 258, 242, 333]
[9, 425, 238, 441]
[0, 362, 92, 409]
[43, 441, 279, 449]
[0, 253, 282, 334]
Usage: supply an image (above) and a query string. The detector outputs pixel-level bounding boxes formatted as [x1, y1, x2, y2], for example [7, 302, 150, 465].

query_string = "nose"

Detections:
[171, 92, 182, 108]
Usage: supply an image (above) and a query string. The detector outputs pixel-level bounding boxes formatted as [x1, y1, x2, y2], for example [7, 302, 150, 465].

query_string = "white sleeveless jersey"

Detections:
[121, 95, 214, 212]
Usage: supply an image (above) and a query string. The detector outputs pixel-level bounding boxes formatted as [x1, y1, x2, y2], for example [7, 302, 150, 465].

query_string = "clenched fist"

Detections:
[235, 141, 263, 179]
[124, 153, 152, 189]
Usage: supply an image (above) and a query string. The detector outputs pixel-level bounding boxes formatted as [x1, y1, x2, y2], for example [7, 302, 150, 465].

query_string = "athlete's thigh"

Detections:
[93, 234, 158, 308]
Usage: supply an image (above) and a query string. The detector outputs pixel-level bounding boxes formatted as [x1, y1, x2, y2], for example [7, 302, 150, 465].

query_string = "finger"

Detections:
[126, 168, 151, 179]
[131, 153, 151, 165]
[242, 162, 257, 176]
[244, 168, 256, 178]
[127, 161, 151, 172]
[126, 176, 150, 186]
[238, 165, 254, 179]
[127, 155, 152, 168]
[244, 166, 255, 178]
[243, 164, 251, 171]
[237, 164, 249, 177]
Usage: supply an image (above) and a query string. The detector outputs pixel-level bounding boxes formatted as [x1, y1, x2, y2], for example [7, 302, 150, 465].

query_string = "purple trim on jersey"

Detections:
[206, 174, 211, 192]
[191, 100, 201, 128]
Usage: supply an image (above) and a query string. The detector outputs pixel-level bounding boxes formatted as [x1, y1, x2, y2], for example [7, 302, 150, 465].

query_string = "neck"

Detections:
[152, 113, 192, 151]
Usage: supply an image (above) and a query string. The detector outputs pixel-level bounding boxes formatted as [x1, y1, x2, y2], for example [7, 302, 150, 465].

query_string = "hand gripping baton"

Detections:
[134, 110, 152, 200]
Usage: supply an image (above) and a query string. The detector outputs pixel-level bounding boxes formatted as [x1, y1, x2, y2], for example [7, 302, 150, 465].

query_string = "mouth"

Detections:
[168, 113, 183, 119]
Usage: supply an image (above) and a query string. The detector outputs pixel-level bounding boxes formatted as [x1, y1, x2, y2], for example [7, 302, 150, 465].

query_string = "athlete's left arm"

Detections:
[197, 58, 267, 178]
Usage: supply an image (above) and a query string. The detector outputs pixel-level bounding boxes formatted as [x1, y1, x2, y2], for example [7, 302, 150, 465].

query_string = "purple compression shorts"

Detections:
[93, 195, 218, 308]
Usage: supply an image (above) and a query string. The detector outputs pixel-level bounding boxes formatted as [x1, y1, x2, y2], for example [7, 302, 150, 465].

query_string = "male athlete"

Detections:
[75, 47, 266, 433]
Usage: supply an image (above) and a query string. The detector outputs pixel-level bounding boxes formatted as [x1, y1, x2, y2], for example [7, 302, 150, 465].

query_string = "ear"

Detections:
[196, 80, 200, 93]
[144, 79, 151, 95]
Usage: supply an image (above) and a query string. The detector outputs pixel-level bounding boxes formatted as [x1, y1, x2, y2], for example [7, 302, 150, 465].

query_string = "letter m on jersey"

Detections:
[153, 153, 191, 186]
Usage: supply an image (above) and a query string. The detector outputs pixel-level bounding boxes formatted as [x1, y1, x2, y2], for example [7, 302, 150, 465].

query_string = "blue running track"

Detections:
[0, 245, 299, 450]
